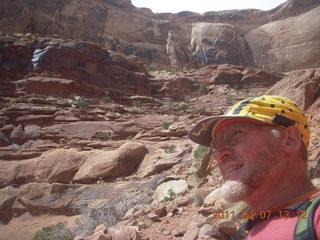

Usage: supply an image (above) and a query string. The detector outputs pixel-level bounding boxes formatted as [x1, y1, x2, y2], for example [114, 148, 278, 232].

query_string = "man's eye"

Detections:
[227, 129, 242, 144]
[228, 129, 239, 139]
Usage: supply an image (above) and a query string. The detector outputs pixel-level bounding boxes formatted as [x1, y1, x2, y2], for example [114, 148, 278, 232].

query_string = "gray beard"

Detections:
[221, 180, 250, 202]
[220, 142, 285, 203]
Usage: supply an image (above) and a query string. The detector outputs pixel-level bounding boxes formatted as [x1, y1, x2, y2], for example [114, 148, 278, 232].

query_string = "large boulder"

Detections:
[12, 183, 85, 215]
[153, 179, 188, 203]
[246, 5, 320, 73]
[191, 22, 254, 66]
[73, 141, 146, 183]
[266, 68, 320, 110]
[0, 186, 19, 223]
[34, 149, 87, 183]
[0, 158, 38, 188]
[208, 64, 284, 87]
[160, 77, 199, 99]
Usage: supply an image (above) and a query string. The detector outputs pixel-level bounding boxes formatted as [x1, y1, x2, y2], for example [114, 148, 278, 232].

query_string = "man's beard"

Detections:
[220, 142, 285, 203]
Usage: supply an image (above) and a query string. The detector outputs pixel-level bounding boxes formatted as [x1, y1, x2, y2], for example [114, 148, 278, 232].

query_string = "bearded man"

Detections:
[188, 95, 320, 240]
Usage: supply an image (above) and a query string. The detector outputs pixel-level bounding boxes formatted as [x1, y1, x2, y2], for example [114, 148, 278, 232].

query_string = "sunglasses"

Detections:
[209, 124, 281, 154]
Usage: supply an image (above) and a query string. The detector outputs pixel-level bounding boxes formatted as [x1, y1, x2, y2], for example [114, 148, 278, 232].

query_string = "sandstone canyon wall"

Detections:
[0, 0, 319, 72]
[1, 1, 320, 239]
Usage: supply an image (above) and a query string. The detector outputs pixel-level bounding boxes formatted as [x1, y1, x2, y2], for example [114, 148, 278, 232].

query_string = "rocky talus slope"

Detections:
[0, 34, 320, 240]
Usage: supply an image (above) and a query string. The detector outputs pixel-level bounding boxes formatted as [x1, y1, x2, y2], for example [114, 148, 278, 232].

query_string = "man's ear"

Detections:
[281, 126, 302, 153]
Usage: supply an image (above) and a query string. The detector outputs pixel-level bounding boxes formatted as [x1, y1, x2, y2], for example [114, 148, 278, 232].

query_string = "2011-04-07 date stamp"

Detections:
[211, 209, 307, 220]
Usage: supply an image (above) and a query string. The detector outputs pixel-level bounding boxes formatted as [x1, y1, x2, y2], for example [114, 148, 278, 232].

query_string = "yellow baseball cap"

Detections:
[188, 95, 310, 147]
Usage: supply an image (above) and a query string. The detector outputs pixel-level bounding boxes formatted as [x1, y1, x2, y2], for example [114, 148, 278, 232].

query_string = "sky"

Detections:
[131, 0, 288, 14]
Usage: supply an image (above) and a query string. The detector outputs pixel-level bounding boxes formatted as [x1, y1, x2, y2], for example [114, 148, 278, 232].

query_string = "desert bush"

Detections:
[126, 135, 134, 140]
[162, 121, 170, 130]
[193, 145, 209, 169]
[94, 132, 111, 141]
[147, 65, 156, 71]
[73, 183, 151, 236]
[73, 201, 121, 236]
[33, 222, 74, 240]
[167, 66, 182, 75]
[233, 84, 241, 91]
[161, 189, 177, 203]
[190, 171, 201, 184]
[133, 101, 146, 108]
[225, 95, 234, 105]
[193, 107, 206, 115]
[33, 94, 46, 99]
[199, 85, 209, 95]
[164, 145, 176, 153]
[70, 94, 76, 100]
[177, 103, 188, 112]
[75, 97, 90, 108]
[101, 96, 112, 103]
[166, 102, 174, 113]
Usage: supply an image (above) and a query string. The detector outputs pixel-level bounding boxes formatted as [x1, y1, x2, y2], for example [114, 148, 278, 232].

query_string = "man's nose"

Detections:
[212, 143, 233, 163]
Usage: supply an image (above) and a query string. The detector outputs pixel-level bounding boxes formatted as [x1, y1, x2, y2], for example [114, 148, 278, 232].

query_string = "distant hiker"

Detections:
[188, 95, 320, 239]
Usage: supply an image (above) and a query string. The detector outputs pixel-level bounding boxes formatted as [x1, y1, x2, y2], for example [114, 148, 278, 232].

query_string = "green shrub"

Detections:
[33, 222, 74, 240]
[193, 107, 206, 115]
[34, 94, 46, 99]
[133, 101, 146, 108]
[173, 116, 179, 121]
[177, 103, 188, 112]
[147, 65, 156, 71]
[199, 85, 209, 95]
[101, 96, 112, 103]
[167, 66, 182, 75]
[164, 145, 176, 153]
[166, 102, 174, 113]
[226, 95, 234, 105]
[95, 132, 110, 141]
[191, 172, 201, 183]
[162, 122, 170, 130]
[70, 94, 76, 100]
[193, 145, 209, 169]
[233, 84, 241, 91]
[161, 189, 177, 203]
[75, 97, 90, 108]
[126, 135, 134, 140]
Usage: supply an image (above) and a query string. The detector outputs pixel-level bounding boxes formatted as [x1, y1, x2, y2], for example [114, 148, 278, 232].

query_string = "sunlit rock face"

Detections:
[0, 0, 320, 71]
[191, 22, 254, 66]
[245, 5, 320, 72]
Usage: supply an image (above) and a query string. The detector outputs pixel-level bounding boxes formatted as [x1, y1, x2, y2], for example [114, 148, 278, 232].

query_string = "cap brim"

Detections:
[187, 116, 256, 147]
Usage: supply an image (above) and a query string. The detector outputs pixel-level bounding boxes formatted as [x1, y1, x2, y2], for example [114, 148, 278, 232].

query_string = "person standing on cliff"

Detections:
[188, 95, 320, 239]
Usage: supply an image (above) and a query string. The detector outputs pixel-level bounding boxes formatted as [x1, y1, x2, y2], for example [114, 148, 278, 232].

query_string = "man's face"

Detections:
[211, 122, 286, 202]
